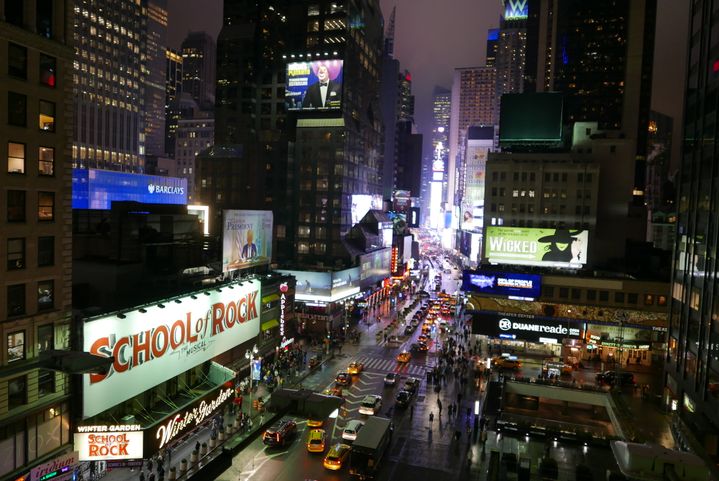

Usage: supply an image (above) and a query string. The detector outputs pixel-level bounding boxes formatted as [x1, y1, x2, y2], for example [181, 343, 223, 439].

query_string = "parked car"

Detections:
[596, 371, 635, 386]
[404, 377, 421, 394]
[395, 389, 413, 408]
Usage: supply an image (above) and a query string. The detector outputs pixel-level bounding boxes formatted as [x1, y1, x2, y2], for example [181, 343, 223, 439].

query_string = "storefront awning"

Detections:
[261, 319, 279, 331]
[262, 293, 280, 304]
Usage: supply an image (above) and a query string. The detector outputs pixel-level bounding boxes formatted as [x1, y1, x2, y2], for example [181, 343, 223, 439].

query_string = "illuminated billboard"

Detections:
[72, 168, 187, 210]
[359, 248, 392, 288]
[82, 279, 261, 417]
[276, 267, 360, 302]
[351, 194, 383, 225]
[462, 269, 541, 299]
[74, 425, 144, 461]
[286, 59, 344, 111]
[485, 227, 589, 269]
[222, 210, 273, 272]
[504, 0, 528, 20]
[471, 311, 584, 343]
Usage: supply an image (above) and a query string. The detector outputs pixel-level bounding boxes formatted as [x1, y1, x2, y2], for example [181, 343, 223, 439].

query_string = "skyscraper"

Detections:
[423, 86, 450, 225]
[165, 48, 183, 158]
[0, 1, 75, 477]
[72, 0, 146, 172]
[666, 1, 719, 473]
[143, 0, 169, 157]
[181, 31, 216, 112]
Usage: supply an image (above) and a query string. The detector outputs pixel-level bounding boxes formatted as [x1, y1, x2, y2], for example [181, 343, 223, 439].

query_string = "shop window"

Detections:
[7, 142, 25, 174]
[7, 331, 25, 362]
[39, 100, 55, 131]
[38, 280, 54, 310]
[37, 324, 54, 352]
[8, 92, 27, 126]
[38, 370, 55, 397]
[627, 293, 638, 304]
[599, 290, 609, 302]
[8, 43, 27, 79]
[587, 289, 597, 301]
[615, 292, 625, 303]
[644, 294, 654, 306]
[7, 284, 25, 317]
[38, 146, 54, 175]
[559, 287, 569, 299]
[38, 236, 54, 266]
[38, 191, 54, 221]
[7, 238, 25, 270]
[7, 376, 26, 410]
[39, 54, 56, 87]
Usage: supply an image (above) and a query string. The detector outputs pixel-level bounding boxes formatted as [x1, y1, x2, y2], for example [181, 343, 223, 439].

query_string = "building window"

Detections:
[38, 236, 54, 267]
[38, 191, 54, 221]
[36, 0, 53, 38]
[644, 294, 654, 306]
[628, 293, 638, 304]
[38, 146, 54, 175]
[587, 289, 597, 301]
[297, 242, 310, 254]
[7, 376, 26, 410]
[571, 288, 581, 300]
[8, 92, 27, 126]
[559, 287, 569, 298]
[8, 43, 27, 79]
[8, 284, 25, 317]
[5, 0, 24, 26]
[7, 331, 25, 362]
[7, 142, 25, 174]
[37, 324, 54, 352]
[39, 100, 55, 131]
[542, 286, 554, 298]
[40, 54, 57, 87]
[38, 370, 55, 397]
[7, 190, 26, 222]
[658, 295, 667, 306]
[614, 292, 625, 303]
[7, 238, 25, 270]
[38, 280, 54, 310]
[599, 290, 609, 302]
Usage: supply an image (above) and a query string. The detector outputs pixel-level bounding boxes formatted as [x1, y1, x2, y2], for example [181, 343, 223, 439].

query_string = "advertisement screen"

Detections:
[359, 248, 392, 288]
[408, 207, 420, 227]
[286, 59, 344, 111]
[351, 194, 383, 225]
[276, 267, 360, 302]
[462, 270, 541, 299]
[485, 227, 589, 269]
[72, 168, 187, 210]
[222, 210, 273, 272]
[75, 427, 144, 461]
[470, 311, 583, 343]
[82, 279, 261, 418]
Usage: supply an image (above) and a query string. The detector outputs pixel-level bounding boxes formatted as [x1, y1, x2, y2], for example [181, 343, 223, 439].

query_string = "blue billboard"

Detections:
[73, 168, 187, 209]
[462, 269, 541, 299]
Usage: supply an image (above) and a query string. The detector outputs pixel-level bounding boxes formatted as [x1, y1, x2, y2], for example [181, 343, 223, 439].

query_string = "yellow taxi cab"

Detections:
[493, 356, 522, 370]
[347, 361, 364, 375]
[306, 428, 327, 453]
[307, 418, 324, 428]
[323, 443, 351, 470]
[396, 350, 411, 363]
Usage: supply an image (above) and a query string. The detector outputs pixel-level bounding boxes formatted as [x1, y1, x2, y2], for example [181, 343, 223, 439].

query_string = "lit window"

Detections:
[39, 100, 55, 131]
[38, 147, 54, 175]
[38, 191, 55, 221]
[7, 142, 25, 174]
[38, 280, 54, 310]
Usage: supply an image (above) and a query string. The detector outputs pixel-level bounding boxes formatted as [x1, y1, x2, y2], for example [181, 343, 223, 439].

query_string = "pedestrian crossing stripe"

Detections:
[355, 357, 429, 376]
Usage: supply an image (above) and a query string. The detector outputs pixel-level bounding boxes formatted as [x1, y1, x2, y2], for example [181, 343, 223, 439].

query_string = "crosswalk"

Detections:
[356, 356, 432, 377]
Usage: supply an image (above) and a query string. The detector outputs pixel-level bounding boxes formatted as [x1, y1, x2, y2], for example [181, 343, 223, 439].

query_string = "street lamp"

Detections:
[245, 344, 259, 418]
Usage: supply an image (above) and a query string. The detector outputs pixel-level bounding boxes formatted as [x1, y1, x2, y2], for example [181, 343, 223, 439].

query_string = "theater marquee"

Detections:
[82, 279, 261, 418]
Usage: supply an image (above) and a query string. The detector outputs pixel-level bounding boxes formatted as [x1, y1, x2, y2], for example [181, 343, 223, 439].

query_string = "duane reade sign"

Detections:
[82, 279, 261, 418]
[498, 317, 581, 337]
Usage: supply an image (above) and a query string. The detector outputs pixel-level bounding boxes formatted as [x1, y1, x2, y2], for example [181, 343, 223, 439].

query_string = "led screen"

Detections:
[222, 210, 273, 272]
[72, 168, 187, 209]
[462, 269, 541, 298]
[286, 59, 344, 111]
[485, 226, 589, 269]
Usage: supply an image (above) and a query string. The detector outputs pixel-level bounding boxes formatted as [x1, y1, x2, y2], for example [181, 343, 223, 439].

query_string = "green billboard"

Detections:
[485, 227, 589, 269]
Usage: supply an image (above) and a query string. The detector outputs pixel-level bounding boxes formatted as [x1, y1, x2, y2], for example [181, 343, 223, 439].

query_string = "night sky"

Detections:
[167, 0, 688, 169]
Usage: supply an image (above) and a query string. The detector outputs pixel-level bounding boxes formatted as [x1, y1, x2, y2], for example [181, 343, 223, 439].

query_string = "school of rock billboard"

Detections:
[82, 279, 261, 418]
[222, 210, 273, 272]
[485, 227, 589, 269]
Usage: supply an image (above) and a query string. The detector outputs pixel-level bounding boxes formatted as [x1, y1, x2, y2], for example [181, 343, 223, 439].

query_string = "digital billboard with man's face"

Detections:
[286, 60, 344, 111]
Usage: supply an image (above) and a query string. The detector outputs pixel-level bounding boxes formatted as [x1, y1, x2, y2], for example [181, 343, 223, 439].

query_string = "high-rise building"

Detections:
[181, 31, 216, 112]
[205, 0, 384, 269]
[666, 1, 719, 473]
[174, 118, 214, 201]
[486, 28, 499, 67]
[423, 86, 451, 226]
[72, 0, 146, 172]
[448, 66, 496, 207]
[494, 27, 526, 115]
[0, 2, 75, 477]
[525, 0, 656, 202]
[143, 0, 169, 157]
[165, 48, 183, 158]
[645, 110, 674, 211]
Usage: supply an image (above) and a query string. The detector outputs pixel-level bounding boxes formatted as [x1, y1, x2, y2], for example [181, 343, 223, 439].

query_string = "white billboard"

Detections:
[351, 194, 383, 225]
[82, 279, 261, 418]
[75, 430, 144, 461]
[222, 210, 273, 272]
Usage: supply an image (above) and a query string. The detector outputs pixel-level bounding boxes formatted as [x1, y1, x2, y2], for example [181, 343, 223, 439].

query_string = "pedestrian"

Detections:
[148, 473, 155, 481]
[147, 459, 153, 472]
[139, 472, 146, 481]
[195, 440, 200, 453]
[410, 405, 414, 420]
[429, 411, 434, 424]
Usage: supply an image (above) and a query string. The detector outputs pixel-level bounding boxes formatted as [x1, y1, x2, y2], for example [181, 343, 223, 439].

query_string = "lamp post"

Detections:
[245, 344, 259, 417]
